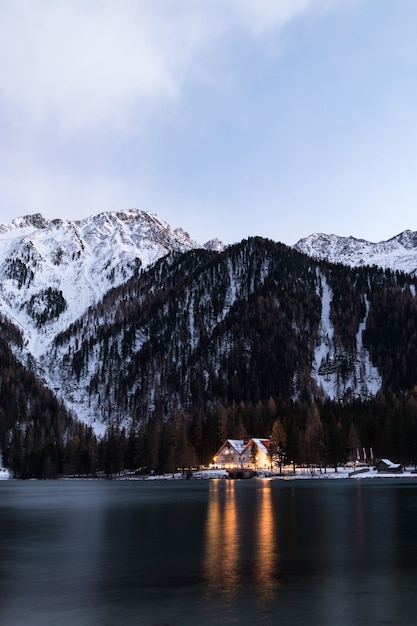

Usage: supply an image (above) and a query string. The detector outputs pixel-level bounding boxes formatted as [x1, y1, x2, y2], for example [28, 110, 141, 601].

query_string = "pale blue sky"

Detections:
[1, 0, 417, 246]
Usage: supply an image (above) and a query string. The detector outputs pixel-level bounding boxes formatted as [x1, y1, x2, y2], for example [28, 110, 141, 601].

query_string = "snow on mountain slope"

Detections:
[294, 230, 417, 276]
[0, 209, 207, 357]
[311, 271, 382, 401]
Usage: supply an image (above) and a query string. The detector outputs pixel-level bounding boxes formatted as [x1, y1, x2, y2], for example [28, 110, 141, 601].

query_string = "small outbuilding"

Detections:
[376, 458, 403, 474]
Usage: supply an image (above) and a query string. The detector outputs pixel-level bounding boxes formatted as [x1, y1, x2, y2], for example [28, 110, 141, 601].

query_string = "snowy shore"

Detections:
[2, 466, 417, 481]
[135, 465, 417, 481]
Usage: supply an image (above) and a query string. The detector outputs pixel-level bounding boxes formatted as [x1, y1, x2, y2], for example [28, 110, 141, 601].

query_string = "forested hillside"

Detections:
[0, 314, 96, 478]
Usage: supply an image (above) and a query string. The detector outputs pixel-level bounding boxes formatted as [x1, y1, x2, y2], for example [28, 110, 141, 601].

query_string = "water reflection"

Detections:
[204, 480, 279, 603]
[204, 480, 240, 598]
[255, 482, 278, 601]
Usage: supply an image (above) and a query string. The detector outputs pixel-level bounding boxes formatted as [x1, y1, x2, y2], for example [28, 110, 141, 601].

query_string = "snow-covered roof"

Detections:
[225, 439, 247, 454]
[379, 458, 401, 468]
[248, 438, 270, 454]
[216, 438, 270, 457]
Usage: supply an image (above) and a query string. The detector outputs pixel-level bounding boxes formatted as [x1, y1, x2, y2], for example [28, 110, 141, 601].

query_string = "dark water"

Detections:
[1, 478, 417, 625]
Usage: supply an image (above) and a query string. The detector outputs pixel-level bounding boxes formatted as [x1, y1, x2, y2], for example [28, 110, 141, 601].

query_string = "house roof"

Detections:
[215, 437, 271, 457]
[228, 439, 247, 454]
[250, 438, 270, 454]
[379, 458, 401, 468]
[215, 439, 247, 456]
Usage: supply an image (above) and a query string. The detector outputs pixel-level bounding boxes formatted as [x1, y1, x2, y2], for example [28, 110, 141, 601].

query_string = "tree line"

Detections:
[3, 387, 417, 478]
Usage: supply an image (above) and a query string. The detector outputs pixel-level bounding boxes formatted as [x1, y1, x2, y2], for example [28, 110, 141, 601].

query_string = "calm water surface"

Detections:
[1, 478, 417, 625]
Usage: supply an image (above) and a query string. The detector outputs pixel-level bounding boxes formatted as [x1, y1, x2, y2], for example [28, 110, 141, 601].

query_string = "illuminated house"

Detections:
[213, 438, 271, 470]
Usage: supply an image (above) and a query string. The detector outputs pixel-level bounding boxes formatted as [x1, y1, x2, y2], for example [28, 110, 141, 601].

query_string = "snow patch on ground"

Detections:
[0, 453, 11, 479]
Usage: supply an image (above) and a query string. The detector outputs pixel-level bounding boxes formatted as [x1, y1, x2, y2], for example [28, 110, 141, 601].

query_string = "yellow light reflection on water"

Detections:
[255, 482, 279, 601]
[204, 480, 279, 602]
[204, 480, 240, 598]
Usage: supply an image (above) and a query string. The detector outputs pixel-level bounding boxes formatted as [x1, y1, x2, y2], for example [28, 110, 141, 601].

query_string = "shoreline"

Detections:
[124, 465, 417, 481]
[2, 466, 417, 481]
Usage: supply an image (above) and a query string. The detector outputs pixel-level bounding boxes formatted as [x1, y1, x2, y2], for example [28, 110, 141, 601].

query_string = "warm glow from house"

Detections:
[213, 438, 272, 470]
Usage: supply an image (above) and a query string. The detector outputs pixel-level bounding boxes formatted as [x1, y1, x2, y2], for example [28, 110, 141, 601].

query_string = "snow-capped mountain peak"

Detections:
[0, 208, 204, 356]
[203, 238, 225, 252]
[294, 230, 417, 276]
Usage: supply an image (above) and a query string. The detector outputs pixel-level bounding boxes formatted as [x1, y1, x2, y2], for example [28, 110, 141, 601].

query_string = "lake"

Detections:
[1, 478, 417, 625]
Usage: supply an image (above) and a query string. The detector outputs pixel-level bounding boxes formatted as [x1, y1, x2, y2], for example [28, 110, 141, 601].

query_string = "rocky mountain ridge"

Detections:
[294, 230, 417, 276]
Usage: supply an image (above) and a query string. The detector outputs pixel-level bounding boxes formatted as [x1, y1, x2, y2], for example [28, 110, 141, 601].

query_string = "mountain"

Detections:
[294, 230, 417, 276]
[40, 237, 417, 431]
[0, 209, 219, 357]
[2, 210, 417, 477]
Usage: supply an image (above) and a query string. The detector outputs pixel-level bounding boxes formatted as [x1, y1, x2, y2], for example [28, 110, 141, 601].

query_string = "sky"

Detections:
[1, 0, 417, 247]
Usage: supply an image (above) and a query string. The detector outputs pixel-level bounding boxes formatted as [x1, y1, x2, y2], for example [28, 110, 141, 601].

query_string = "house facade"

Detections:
[213, 438, 272, 470]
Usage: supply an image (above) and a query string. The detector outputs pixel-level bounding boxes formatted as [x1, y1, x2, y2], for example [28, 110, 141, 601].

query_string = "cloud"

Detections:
[1, 1, 187, 133]
[0, 0, 345, 135]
